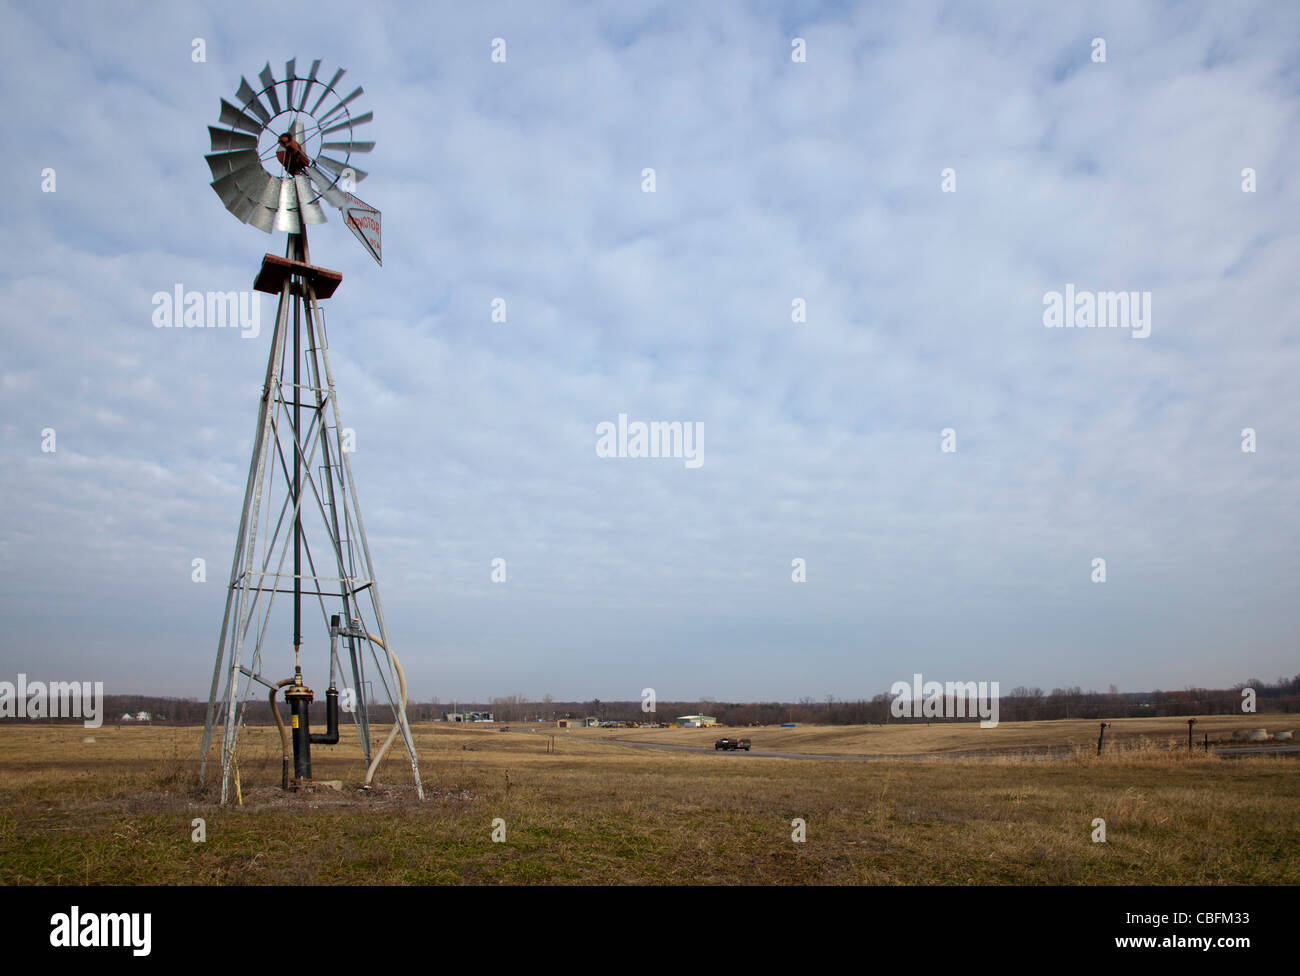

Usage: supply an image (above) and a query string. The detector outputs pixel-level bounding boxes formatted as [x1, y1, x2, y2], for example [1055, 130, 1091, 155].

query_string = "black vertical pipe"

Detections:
[293, 237, 302, 657]
[288, 687, 313, 781]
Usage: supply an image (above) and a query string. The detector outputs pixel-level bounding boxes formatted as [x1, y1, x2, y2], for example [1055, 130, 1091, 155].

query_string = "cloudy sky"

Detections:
[1, 1, 1297, 704]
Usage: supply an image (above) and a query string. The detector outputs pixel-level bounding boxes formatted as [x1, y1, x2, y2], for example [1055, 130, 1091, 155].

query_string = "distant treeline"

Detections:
[33, 674, 1300, 726]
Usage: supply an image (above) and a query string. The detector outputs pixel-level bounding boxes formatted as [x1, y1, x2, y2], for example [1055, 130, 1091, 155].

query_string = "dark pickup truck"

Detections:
[715, 737, 751, 751]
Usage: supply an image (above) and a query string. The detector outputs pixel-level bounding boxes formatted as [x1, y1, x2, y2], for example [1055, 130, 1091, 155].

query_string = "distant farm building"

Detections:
[677, 715, 718, 727]
[135, 711, 151, 722]
[556, 717, 598, 728]
[443, 711, 494, 723]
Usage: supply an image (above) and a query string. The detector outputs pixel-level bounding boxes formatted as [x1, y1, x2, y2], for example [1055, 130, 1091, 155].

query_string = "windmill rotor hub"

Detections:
[276, 133, 311, 176]
[258, 113, 318, 169]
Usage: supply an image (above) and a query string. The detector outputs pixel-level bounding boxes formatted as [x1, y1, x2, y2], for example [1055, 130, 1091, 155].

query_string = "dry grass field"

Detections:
[0, 716, 1296, 885]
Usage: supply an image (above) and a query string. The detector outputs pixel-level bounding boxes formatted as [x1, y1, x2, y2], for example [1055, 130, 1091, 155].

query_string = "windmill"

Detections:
[197, 60, 423, 803]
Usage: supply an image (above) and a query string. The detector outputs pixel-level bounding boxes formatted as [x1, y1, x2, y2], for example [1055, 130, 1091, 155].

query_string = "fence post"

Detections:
[1187, 718, 1197, 752]
[1097, 721, 1109, 755]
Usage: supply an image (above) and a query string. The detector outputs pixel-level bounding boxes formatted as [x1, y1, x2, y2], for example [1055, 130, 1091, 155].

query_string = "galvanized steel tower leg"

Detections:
[202, 267, 294, 802]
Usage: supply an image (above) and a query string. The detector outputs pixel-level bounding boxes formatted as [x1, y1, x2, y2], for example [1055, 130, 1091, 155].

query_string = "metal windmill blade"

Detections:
[205, 58, 382, 264]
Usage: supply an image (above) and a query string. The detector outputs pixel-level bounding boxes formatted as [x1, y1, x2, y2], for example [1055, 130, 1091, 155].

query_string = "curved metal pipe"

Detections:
[268, 677, 294, 789]
[363, 632, 408, 788]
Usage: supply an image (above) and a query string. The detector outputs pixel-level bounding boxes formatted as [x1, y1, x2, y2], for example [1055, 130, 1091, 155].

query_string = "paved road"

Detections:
[568, 736, 1014, 762]
[540, 732, 1300, 763]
